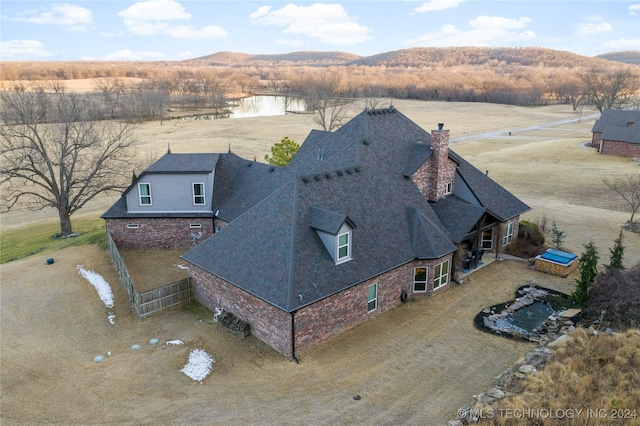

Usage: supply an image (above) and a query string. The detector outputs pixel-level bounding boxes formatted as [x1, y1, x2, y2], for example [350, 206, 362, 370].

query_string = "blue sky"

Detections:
[1, 0, 639, 61]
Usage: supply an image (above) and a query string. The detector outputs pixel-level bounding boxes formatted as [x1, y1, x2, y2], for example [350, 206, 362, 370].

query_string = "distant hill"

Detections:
[596, 51, 640, 65]
[193, 50, 361, 66]
[187, 47, 635, 69]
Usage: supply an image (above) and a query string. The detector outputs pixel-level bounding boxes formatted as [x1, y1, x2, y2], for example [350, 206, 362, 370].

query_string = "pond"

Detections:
[494, 301, 555, 335]
[476, 285, 573, 342]
[229, 95, 307, 118]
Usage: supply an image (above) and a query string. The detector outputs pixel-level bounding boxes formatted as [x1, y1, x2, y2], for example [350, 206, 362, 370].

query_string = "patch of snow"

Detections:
[175, 264, 189, 270]
[180, 348, 214, 383]
[107, 311, 116, 325]
[76, 265, 114, 309]
[166, 340, 184, 346]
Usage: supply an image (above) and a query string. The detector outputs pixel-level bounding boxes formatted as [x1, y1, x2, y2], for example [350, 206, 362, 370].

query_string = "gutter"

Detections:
[291, 311, 300, 364]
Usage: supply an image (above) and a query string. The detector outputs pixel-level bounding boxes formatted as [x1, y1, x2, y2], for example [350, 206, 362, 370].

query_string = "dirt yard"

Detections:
[2, 100, 639, 425]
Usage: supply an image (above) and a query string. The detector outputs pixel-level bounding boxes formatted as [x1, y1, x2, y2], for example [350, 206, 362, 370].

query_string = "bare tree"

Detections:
[0, 84, 138, 236]
[602, 174, 640, 226]
[578, 70, 638, 112]
[302, 71, 354, 131]
[94, 77, 127, 119]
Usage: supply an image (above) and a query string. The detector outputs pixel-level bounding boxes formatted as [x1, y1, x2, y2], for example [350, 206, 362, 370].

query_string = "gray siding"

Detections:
[127, 172, 214, 213]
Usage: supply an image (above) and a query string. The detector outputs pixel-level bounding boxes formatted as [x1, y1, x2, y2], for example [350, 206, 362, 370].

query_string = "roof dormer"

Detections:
[310, 206, 356, 264]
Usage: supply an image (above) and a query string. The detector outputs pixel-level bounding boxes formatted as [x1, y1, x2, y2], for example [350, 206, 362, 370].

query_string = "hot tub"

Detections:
[535, 249, 578, 277]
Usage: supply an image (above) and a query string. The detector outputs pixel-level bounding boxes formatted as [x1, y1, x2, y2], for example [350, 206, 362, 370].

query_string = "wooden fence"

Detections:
[136, 278, 191, 319]
[106, 232, 191, 319]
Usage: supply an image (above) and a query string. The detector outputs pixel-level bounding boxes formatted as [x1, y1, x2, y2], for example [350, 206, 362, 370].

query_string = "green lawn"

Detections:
[0, 217, 106, 264]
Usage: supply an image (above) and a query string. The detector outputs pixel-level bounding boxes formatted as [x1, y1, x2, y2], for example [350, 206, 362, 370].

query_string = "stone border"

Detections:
[449, 314, 582, 425]
[473, 283, 574, 342]
[449, 284, 582, 425]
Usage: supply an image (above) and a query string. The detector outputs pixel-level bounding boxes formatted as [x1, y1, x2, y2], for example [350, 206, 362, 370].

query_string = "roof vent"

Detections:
[354, 167, 362, 173]
[438, 122, 444, 130]
[269, 167, 275, 172]
[246, 163, 252, 167]
[314, 175, 321, 181]
[325, 173, 332, 179]
[336, 170, 344, 176]
[302, 177, 309, 183]
[362, 139, 369, 146]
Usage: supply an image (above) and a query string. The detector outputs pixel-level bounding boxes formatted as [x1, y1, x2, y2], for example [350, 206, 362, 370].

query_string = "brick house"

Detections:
[103, 107, 529, 359]
[591, 109, 640, 158]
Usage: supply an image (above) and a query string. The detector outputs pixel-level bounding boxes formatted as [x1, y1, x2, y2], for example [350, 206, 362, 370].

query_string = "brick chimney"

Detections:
[429, 122, 452, 201]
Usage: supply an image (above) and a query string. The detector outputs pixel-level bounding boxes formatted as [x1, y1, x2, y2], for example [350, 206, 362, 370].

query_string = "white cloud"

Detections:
[164, 25, 227, 39]
[601, 37, 640, 50]
[629, 4, 640, 16]
[415, 0, 466, 13]
[0, 40, 55, 59]
[576, 22, 613, 36]
[118, 0, 191, 21]
[118, 0, 227, 39]
[469, 16, 532, 30]
[249, 3, 372, 45]
[104, 49, 168, 60]
[403, 15, 535, 47]
[11, 3, 93, 32]
[100, 31, 126, 38]
[179, 50, 194, 58]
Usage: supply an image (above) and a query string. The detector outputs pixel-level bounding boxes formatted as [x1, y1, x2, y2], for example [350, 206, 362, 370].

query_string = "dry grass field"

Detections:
[2, 100, 639, 425]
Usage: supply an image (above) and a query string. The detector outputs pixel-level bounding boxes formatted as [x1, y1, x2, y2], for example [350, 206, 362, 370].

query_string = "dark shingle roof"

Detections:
[309, 206, 355, 234]
[183, 107, 527, 312]
[602, 121, 640, 144]
[145, 153, 219, 173]
[430, 195, 488, 242]
[592, 109, 640, 134]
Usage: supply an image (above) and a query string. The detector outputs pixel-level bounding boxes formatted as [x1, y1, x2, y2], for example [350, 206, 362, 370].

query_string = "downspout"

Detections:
[291, 311, 300, 364]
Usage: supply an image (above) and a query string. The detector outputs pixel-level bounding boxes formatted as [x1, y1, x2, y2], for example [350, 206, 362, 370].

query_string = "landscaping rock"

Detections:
[518, 364, 536, 374]
[548, 334, 572, 348]
[487, 387, 505, 399]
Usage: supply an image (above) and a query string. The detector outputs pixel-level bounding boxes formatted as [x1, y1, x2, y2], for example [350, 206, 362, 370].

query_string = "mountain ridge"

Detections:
[190, 47, 640, 68]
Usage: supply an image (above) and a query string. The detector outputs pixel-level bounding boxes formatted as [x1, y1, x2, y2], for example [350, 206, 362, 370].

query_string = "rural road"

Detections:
[451, 112, 601, 142]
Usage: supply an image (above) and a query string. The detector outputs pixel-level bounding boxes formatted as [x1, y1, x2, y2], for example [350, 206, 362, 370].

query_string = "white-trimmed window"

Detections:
[337, 230, 351, 263]
[127, 224, 139, 229]
[433, 260, 449, 290]
[445, 182, 453, 195]
[482, 229, 494, 250]
[502, 222, 514, 245]
[367, 283, 378, 312]
[139, 183, 151, 205]
[193, 183, 205, 205]
[414, 267, 428, 292]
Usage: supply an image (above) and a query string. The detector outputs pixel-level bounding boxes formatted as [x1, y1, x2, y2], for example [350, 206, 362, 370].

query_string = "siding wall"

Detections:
[127, 172, 214, 213]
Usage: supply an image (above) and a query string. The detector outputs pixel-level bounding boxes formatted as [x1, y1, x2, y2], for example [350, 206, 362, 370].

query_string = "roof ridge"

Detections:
[299, 165, 363, 184]
[285, 179, 299, 311]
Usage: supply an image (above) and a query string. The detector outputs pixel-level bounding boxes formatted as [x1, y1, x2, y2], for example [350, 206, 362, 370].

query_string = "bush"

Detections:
[582, 262, 640, 330]
[519, 220, 545, 246]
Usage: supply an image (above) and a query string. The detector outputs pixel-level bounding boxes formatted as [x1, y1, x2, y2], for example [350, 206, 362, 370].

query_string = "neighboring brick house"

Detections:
[103, 107, 530, 359]
[591, 109, 640, 158]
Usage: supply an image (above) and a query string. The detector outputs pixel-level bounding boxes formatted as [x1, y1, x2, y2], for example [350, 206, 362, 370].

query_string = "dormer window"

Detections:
[337, 230, 351, 263]
[139, 183, 152, 205]
[193, 183, 205, 205]
[309, 206, 356, 265]
[445, 182, 453, 195]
